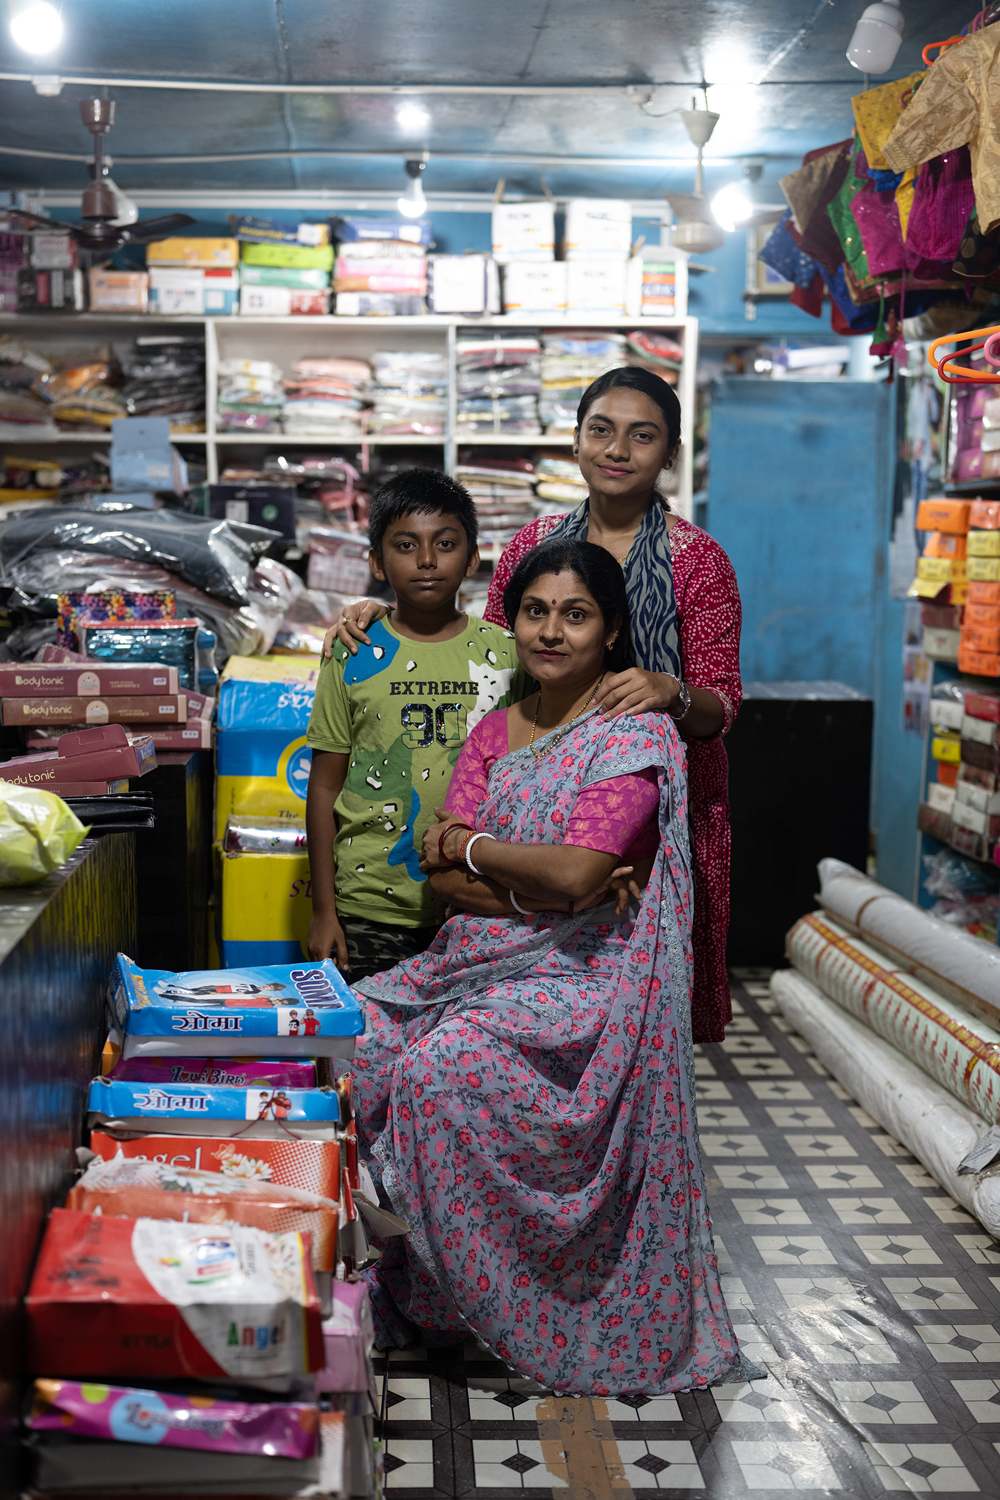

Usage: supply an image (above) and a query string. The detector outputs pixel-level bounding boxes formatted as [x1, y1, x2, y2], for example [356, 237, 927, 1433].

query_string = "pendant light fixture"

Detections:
[9, 0, 63, 53]
[398, 157, 427, 218]
[846, 0, 905, 74]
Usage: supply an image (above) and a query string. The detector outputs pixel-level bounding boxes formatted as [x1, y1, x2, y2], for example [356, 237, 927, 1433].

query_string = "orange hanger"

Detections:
[923, 35, 965, 65]
[928, 324, 1000, 383]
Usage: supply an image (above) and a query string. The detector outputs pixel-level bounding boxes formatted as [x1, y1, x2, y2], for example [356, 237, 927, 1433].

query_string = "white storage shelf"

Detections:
[0, 312, 698, 517]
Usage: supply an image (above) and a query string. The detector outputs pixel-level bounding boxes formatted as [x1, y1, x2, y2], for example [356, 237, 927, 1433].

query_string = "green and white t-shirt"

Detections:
[306, 615, 524, 927]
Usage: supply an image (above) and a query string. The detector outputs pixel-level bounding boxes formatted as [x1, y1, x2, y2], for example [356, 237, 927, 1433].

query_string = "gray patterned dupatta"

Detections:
[545, 498, 682, 676]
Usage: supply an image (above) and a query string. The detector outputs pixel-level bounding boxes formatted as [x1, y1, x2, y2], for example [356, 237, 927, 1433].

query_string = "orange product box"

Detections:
[916, 498, 972, 533]
[970, 498, 1000, 529]
[958, 645, 1000, 677]
[962, 622, 1000, 654]
[87, 1130, 340, 1201]
[969, 580, 1000, 605]
[937, 760, 959, 787]
[965, 602, 1000, 628]
[923, 531, 968, 560]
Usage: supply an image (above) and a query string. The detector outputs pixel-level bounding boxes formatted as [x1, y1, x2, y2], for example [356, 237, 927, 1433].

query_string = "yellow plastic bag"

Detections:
[0, 784, 88, 885]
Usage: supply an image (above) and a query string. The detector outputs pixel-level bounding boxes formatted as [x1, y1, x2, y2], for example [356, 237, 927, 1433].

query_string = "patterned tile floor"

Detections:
[372, 971, 1000, 1499]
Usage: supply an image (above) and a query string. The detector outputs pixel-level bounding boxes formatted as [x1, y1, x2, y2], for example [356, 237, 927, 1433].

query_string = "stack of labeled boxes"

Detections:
[911, 497, 970, 664]
[146, 237, 240, 316]
[961, 498, 1000, 677]
[232, 215, 333, 316]
[22, 950, 383, 1494]
[332, 217, 430, 316]
[0, 658, 214, 754]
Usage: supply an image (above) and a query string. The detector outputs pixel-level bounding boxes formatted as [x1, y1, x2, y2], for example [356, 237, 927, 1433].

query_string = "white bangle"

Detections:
[509, 889, 530, 916]
[465, 831, 495, 875]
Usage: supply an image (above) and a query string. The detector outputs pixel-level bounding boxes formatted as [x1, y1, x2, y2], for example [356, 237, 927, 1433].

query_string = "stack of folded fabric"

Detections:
[456, 334, 541, 436]
[368, 349, 447, 436]
[121, 335, 206, 433]
[216, 357, 284, 434]
[332, 216, 431, 316]
[533, 454, 589, 513]
[19, 950, 390, 1493]
[454, 454, 538, 547]
[625, 329, 684, 384]
[539, 331, 624, 433]
[0, 334, 54, 431]
[282, 356, 372, 439]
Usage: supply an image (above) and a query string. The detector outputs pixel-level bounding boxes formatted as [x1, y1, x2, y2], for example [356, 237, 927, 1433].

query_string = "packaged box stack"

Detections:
[231, 214, 332, 317]
[88, 267, 149, 313]
[635, 246, 686, 318]
[331, 216, 431, 316]
[0, 722, 156, 796]
[215, 655, 320, 959]
[493, 201, 562, 316]
[909, 498, 971, 617]
[368, 349, 447, 436]
[282, 356, 372, 439]
[563, 199, 632, 317]
[121, 334, 206, 433]
[216, 357, 284, 433]
[456, 335, 541, 436]
[428, 253, 500, 315]
[533, 454, 590, 513]
[454, 454, 538, 548]
[21, 949, 384, 1495]
[961, 499, 1000, 678]
[146, 237, 240, 316]
[955, 685, 1000, 862]
[539, 331, 625, 433]
[950, 361, 1000, 484]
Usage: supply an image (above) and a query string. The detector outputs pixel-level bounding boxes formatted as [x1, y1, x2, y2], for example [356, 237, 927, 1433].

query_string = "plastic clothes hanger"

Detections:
[928, 324, 1000, 383]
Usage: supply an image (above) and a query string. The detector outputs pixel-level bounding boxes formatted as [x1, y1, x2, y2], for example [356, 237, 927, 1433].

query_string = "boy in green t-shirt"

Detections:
[305, 468, 523, 981]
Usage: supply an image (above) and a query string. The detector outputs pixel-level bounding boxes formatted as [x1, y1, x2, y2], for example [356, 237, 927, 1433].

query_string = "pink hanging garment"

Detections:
[851, 179, 960, 281]
[906, 147, 976, 262]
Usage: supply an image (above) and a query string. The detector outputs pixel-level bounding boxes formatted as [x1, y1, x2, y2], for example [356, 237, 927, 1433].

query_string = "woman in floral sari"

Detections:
[351, 539, 748, 1396]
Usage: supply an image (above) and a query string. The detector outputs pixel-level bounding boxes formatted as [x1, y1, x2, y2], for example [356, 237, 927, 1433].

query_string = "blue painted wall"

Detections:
[708, 378, 891, 693]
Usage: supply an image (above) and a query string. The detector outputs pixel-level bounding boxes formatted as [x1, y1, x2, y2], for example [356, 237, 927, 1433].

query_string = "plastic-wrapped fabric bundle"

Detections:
[367, 351, 445, 435]
[539, 332, 624, 433]
[282, 356, 371, 437]
[771, 967, 1000, 1240]
[122, 337, 205, 431]
[786, 908, 1000, 1125]
[217, 357, 284, 433]
[0, 548, 300, 659]
[0, 507, 278, 607]
[817, 857, 1000, 1023]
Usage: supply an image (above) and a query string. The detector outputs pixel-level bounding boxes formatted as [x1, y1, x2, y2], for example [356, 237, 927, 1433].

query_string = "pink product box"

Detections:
[957, 419, 985, 452]
[315, 1280, 374, 1395]
[143, 722, 213, 750]
[958, 386, 993, 421]
[35, 645, 87, 664]
[108, 1055, 316, 1087]
[182, 688, 213, 720]
[0, 724, 156, 787]
[27, 1379, 318, 1460]
[0, 663, 180, 698]
[956, 448, 984, 483]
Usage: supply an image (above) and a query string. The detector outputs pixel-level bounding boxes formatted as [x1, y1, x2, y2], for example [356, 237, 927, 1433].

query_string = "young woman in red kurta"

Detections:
[325, 367, 742, 1043]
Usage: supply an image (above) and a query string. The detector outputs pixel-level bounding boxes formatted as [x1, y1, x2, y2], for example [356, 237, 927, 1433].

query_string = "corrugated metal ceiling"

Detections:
[0, 0, 980, 202]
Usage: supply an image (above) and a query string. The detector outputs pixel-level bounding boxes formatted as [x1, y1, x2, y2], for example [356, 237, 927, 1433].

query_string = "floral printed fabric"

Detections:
[484, 514, 742, 1045]
[352, 709, 749, 1396]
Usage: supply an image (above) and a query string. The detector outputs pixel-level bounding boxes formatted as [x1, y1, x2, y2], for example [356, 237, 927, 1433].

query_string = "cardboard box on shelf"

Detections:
[1, 694, 186, 726]
[967, 556, 1000, 582]
[937, 760, 959, 786]
[565, 258, 629, 315]
[969, 529, 1000, 557]
[30, 233, 76, 269]
[239, 285, 329, 316]
[922, 626, 961, 660]
[331, 216, 432, 245]
[148, 266, 239, 316]
[961, 712, 1000, 746]
[563, 199, 633, 259]
[969, 580, 1000, 605]
[962, 622, 1000, 655]
[965, 687, 1000, 722]
[0, 663, 178, 697]
[958, 644, 1000, 677]
[916, 498, 972, 532]
[88, 269, 149, 312]
[428, 254, 500, 315]
[145, 237, 239, 267]
[931, 732, 961, 763]
[230, 214, 329, 247]
[491, 201, 556, 264]
[923, 531, 968, 559]
[501, 261, 567, 315]
[239, 264, 331, 289]
[970, 499, 1000, 529]
[928, 781, 957, 815]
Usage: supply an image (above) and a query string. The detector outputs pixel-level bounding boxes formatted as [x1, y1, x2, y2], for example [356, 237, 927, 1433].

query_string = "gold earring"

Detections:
[607, 635, 618, 648]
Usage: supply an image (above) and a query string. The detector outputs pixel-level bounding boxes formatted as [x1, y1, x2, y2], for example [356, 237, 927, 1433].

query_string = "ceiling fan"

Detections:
[15, 99, 195, 254]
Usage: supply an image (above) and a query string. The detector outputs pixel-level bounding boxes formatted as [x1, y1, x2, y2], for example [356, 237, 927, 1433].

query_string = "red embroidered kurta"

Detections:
[484, 514, 742, 1043]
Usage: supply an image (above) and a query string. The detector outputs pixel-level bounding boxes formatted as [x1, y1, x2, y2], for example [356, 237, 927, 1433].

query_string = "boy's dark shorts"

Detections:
[341, 916, 441, 984]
